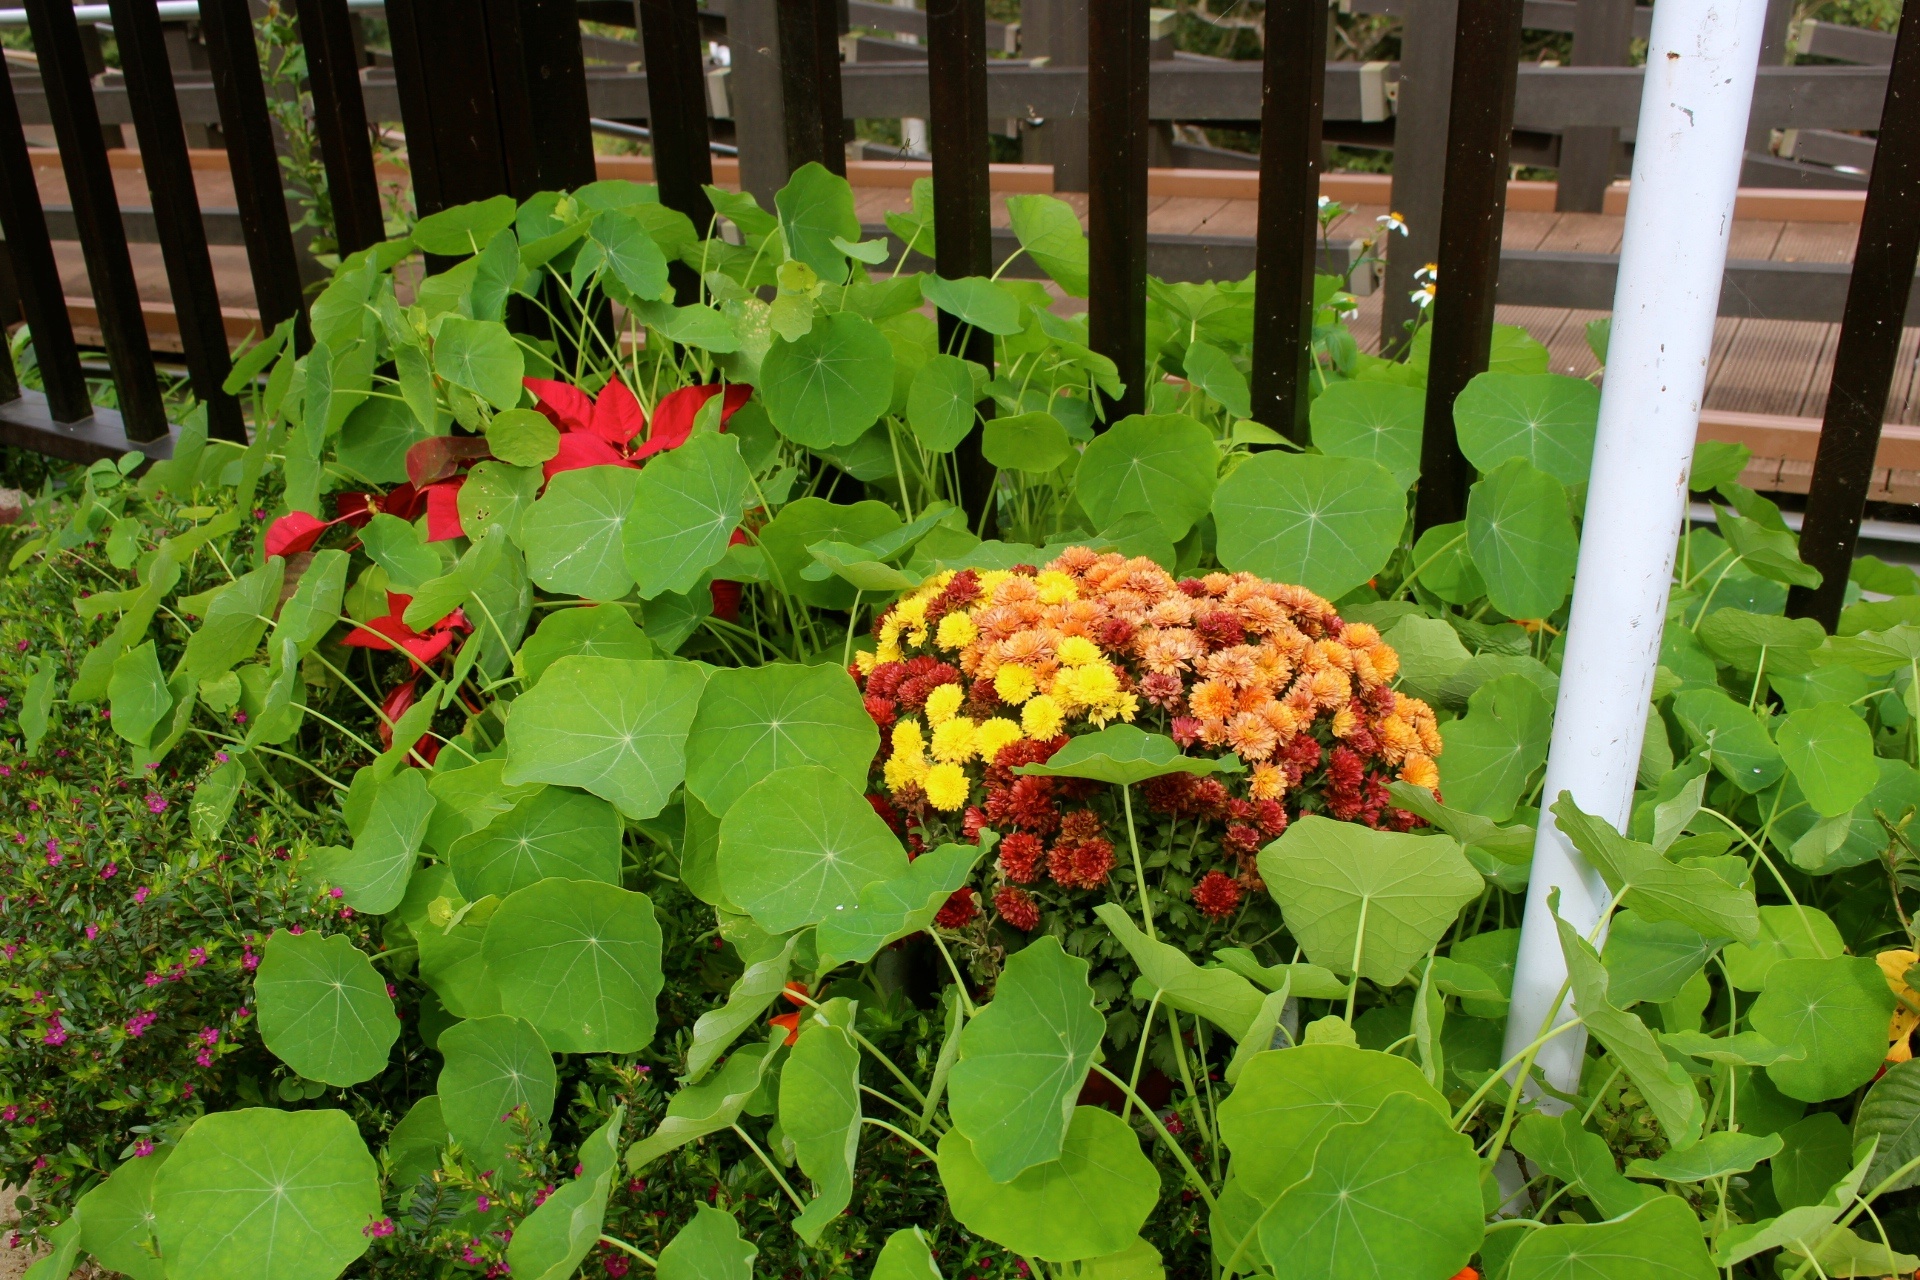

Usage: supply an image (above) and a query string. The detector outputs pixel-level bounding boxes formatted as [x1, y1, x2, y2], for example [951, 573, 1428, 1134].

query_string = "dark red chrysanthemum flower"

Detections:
[864, 695, 897, 731]
[998, 832, 1046, 884]
[1059, 810, 1104, 843]
[1222, 824, 1263, 860]
[1139, 671, 1184, 711]
[994, 886, 1040, 932]
[1048, 837, 1114, 890]
[1252, 799, 1289, 838]
[1193, 871, 1242, 919]
[865, 662, 909, 699]
[1142, 772, 1196, 816]
[1193, 609, 1245, 650]
[962, 806, 989, 844]
[933, 888, 979, 929]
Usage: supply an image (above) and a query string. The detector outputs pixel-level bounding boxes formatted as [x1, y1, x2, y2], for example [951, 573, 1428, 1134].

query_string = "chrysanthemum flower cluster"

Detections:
[852, 548, 1443, 927]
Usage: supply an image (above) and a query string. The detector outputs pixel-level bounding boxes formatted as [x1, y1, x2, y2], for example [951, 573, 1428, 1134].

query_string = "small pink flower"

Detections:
[385, 984, 396, 999]
[11, 834, 24, 846]
[363, 1217, 395, 1238]
[27, 801, 39, 812]
[289, 925, 304, 935]
[605, 1258, 630, 1279]
[533, 1185, 553, 1207]
[133, 1140, 154, 1158]
[125, 1013, 157, 1038]
[476, 1195, 492, 1214]
[144, 973, 161, 987]
[194, 1051, 212, 1067]
[2, 944, 16, 960]
[242, 950, 258, 971]
[329, 887, 344, 899]
[83, 925, 97, 941]
[42, 1016, 66, 1047]
[32, 1156, 47, 1171]
[145, 794, 167, 814]
[182, 1085, 192, 1098]
[627, 1179, 645, 1195]
[101, 863, 116, 879]
[0, 765, 10, 777]
[232, 711, 247, 724]
[215, 751, 229, 764]
[16, 639, 28, 652]
[189, 947, 207, 966]
[2, 1105, 18, 1122]
[235, 1006, 250, 1019]
[199, 1027, 220, 1046]
[133, 886, 150, 904]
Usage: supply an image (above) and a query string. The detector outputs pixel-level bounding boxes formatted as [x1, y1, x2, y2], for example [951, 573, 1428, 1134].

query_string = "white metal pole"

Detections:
[1500, 0, 1768, 1093]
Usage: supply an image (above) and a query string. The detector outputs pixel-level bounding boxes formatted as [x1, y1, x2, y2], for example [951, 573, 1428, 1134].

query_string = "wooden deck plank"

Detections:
[1534, 213, 1623, 255]
[1705, 318, 1834, 417]
[1146, 196, 1231, 237]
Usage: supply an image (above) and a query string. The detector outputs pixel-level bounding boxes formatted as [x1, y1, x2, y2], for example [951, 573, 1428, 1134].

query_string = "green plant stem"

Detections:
[1122, 785, 1153, 939]
[598, 1237, 658, 1268]
[844, 590, 864, 668]
[927, 930, 977, 1017]
[1163, 1006, 1215, 1151]
[862, 1084, 945, 1135]
[1090, 1063, 1216, 1211]
[787, 987, 933, 1106]
[1451, 1001, 1582, 1131]
[1122, 989, 1163, 1125]
[1397, 531, 1465, 598]
[1343, 897, 1370, 1025]
[731, 1123, 808, 1213]
[863, 1116, 938, 1161]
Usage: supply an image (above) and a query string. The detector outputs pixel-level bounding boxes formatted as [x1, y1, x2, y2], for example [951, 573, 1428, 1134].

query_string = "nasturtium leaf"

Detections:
[1182, 341, 1251, 420]
[938, 1107, 1158, 1263]
[191, 754, 245, 843]
[1095, 904, 1266, 1040]
[1075, 1237, 1164, 1280]
[486, 407, 561, 467]
[907, 355, 983, 453]
[804, 540, 923, 592]
[685, 936, 798, 1083]
[1213, 950, 1353, 1001]
[756, 498, 902, 609]
[1005, 194, 1089, 296]
[1777, 702, 1878, 818]
[434, 317, 524, 410]
[418, 896, 503, 1019]
[1718, 507, 1822, 588]
[1211, 1178, 1267, 1276]
[1553, 901, 1706, 1146]
[1717, 1139, 1874, 1267]
[1505, 1195, 1715, 1280]
[503, 656, 708, 819]
[1217, 1044, 1448, 1203]
[413, 194, 518, 255]
[1695, 607, 1824, 674]
[1786, 1229, 1920, 1279]
[776, 161, 860, 277]
[1749, 955, 1895, 1102]
[1015, 723, 1244, 787]
[506, 1108, 625, 1280]
[1853, 1058, 1920, 1193]
[77, 1147, 167, 1280]
[593, 208, 671, 300]
[982, 411, 1073, 473]
[383, 1096, 448, 1189]
[780, 1008, 863, 1242]
[1510, 1112, 1648, 1220]
[457, 461, 541, 543]
[919, 275, 1026, 336]
[1212, 452, 1406, 601]
[624, 432, 752, 599]
[816, 839, 991, 967]
[1075, 413, 1219, 541]
[426, 760, 541, 854]
[1308, 380, 1424, 487]
[871, 1227, 943, 1280]
[482, 879, 664, 1053]
[1624, 1131, 1783, 1182]
[717, 765, 907, 934]
[109, 641, 172, 748]
[153, 1109, 378, 1279]
[1602, 911, 1722, 1006]
[658, 1204, 759, 1280]
[1452, 371, 1600, 486]
[182, 557, 284, 681]
[1257, 817, 1482, 984]
[255, 930, 398, 1086]
[437, 1015, 558, 1167]
[626, 1041, 778, 1170]
[1670, 686, 1784, 793]
[1437, 674, 1552, 822]
[1661, 1029, 1804, 1067]
[1550, 794, 1760, 944]
[360, 511, 441, 590]
[684, 662, 878, 815]
[1774, 1113, 1855, 1211]
[760, 312, 894, 449]
[323, 767, 433, 914]
[449, 786, 623, 900]
[1466, 458, 1577, 619]
[516, 465, 642, 600]
[949, 937, 1105, 1181]
[1258, 1092, 1482, 1279]
[517, 603, 653, 687]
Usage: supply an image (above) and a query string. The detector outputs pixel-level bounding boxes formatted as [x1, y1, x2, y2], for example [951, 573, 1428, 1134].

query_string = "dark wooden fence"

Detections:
[0, 0, 1915, 628]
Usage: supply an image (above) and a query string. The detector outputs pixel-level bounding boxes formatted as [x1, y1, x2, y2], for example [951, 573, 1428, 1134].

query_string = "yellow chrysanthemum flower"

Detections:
[1249, 763, 1286, 800]
[1399, 754, 1439, 790]
[979, 570, 1014, 594]
[975, 717, 1024, 765]
[1085, 690, 1139, 727]
[994, 662, 1038, 705]
[930, 716, 979, 764]
[1035, 570, 1079, 605]
[892, 718, 926, 758]
[1057, 662, 1120, 710]
[883, 750, 930, 792]
[855, 649, 878, 675]
[1330, 705, 1360, 739]
[1056, 635, 1102, 668]
[924, 763, 970, 811]
[924, 683, 964, 726]
[937, 612, 979, 651]
[1022, 695, 1066, 739]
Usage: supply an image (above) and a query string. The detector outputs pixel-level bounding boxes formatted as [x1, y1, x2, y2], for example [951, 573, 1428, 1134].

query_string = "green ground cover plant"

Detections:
[11, 163, 1920, 1280]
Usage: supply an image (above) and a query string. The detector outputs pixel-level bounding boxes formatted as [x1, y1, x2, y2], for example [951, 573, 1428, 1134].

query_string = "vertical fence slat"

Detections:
[1087, 0, 1149, 422]
[1379, 0, 1457, 356]
[1788, 0, 1920, 629]
[639, 0, 717, 304]
[927, 0, 996, 530]
[109, 0, 246, 442]
[1413, 0, 1524, 534]
[295, 0, 387, 255]
[730, 0, 790, 206]
[778, 0, 846, 175]
[199, 0, 308, 345]
[24, 0, 170, 442]
[1555, 0, 1634, 212]
[385, 0, 512, 214]
[1250, 0, 1328, 444]
[513, 0, 598, 193]
[0, 60, 90, 421]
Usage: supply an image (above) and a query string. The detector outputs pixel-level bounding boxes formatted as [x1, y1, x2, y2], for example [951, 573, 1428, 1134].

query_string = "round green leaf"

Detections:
[1466, 457, 1578, 619]
[153, 1109, 378, 1280]
[907, 354, 983, 453]
[1259, 1091, 1482, 1278]
[1256, 817, 1483, 985]
[486, 407, 561, 466]
[338, 396, 435, 484]
[871, 1227, 942, 1280]
[1777, 702, 1877, 818]
[780, 1013, 863, 1242]
[1453, 371, 1601, 486]
[983, 411, 1074, 473]
[938, 1107, 1158, 1263]
[316, 766, 432, 914]
[413, 195, 517, 255]
[1005, 193, 1089, 297]
[623, 432, 752, 600]
[1694, 607, 1825, 674]
[1408, 520, 1485, 605]
[761, 311, 895, 448]
[1182, 341, 1251, 421]
[1854, 1058, 1920, 1193]
[482, 878, 664, 1052]
[383, 1096, 449, 1189]
[515, 465, 642, 601]
[450, 785, 623, 900]
[776, 161, 860, 278]
[433, 316, 524, 410]
[1212, 452, 1406, 601]
[1075, 413, 1219, 541]
[1014, 723, 1244, 787]
[1308, 380, 1424, 487]
[502, 655, 708, 819]
[255, 930, 398, 1086]
[507, 1109, 627, 1280]
[684, 662, 879, 815]
[458, 460, 542, 543]
[516, 603, 654, 688]
[436, 1015, 558, 1167]
[718, 765, 908, 934]
[592, 209, 670, 301]
[949, 936, 1105, 1181]
[756, 498, 903, 610]
[1217, 1044, 1450, 1203]
[418, 895, 503, 1019]
[1436, 673, 1553, 822]
[1749, 955, 1896, 1102]
[658, 1204, 759, 1280]
[1671, 687, 1785, 794]
[1505, 1195, 1715, 1280]
[77, 1147, 168, 1280]
[919, 274, 1026, 336]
